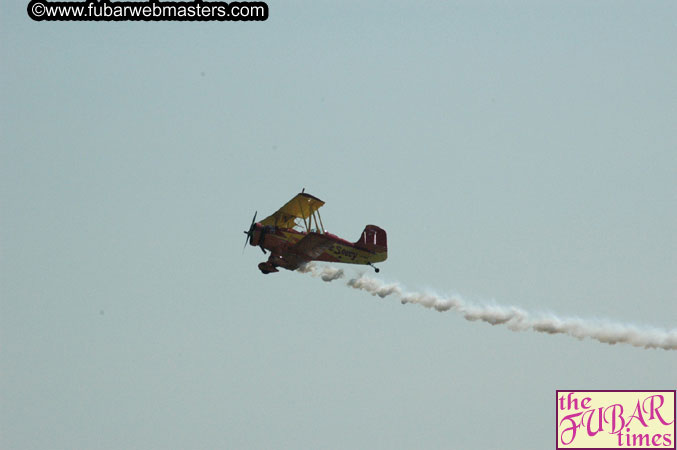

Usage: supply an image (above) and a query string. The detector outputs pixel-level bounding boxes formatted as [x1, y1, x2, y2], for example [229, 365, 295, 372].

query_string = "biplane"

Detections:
[243, 191, 387, 274]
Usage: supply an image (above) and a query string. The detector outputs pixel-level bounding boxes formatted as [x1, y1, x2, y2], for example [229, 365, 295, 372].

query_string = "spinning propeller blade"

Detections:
[242, 211, 257, 253]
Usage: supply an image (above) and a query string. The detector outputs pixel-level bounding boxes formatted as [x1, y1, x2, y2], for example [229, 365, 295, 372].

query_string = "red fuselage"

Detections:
[248, 223, 387, 274]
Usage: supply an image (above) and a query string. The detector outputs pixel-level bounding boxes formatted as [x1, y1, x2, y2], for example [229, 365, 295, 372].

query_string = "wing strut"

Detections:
[297, 196, 309, 232]
[316, 209, 325, 233]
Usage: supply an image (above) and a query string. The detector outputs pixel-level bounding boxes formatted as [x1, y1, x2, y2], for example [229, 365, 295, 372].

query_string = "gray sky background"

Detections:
[2, 1, 676, 449]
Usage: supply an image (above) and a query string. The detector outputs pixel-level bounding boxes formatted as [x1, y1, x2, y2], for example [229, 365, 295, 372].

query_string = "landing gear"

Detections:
[258, 262, 279, 274]
[367, 262, 380, 273]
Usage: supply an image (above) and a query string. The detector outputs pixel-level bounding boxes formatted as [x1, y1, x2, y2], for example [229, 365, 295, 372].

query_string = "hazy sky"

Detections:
[2, 1, 676, 449]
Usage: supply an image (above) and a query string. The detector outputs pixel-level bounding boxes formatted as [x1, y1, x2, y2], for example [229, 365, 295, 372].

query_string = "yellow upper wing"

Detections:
[260, 192, 325, 229]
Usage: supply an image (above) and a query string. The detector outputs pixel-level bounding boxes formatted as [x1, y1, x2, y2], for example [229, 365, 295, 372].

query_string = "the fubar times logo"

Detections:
[556, 391, 676, 449]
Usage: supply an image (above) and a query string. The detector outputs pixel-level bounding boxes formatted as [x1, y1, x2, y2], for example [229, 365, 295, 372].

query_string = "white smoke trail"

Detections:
[299, 263, 677, 350]
[298, 262, 345, 282]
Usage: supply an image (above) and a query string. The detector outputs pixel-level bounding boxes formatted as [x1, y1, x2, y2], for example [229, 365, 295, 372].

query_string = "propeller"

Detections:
[242, 211, 257, 253]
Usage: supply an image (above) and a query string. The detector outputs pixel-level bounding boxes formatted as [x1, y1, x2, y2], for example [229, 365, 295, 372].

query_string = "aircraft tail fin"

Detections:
[355, 225, 387, 257]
